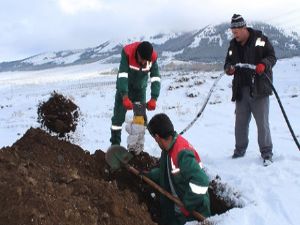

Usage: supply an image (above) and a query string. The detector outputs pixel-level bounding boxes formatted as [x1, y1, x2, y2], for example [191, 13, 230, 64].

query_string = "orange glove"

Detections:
[122, 96, 133, 110]
[255, 63, 266, 75]
[180, 207, 190, 217]
[147, 99, 156, 111]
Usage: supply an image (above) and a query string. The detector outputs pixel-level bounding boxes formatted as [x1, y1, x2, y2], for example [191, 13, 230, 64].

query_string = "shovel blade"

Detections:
[105, 145, 133, 170]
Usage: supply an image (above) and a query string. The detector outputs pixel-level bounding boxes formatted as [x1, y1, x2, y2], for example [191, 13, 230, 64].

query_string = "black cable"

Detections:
[179, 72, 224, 135]
[235, 63, 300, 151]
[265, 74, 300, 150]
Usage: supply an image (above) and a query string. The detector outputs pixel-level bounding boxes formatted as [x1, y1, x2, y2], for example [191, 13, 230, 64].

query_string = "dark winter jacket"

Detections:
[147, 133, 211, 224]
[116, 42, 161, 100]
[224, 28, 277, 101]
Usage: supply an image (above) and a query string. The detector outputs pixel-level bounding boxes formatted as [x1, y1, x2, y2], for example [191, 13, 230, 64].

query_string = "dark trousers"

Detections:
[234, 87, 273, 159]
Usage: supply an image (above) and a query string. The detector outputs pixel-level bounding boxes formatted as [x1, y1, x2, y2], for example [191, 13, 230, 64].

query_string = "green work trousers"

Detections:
[110, 87, 146, 145]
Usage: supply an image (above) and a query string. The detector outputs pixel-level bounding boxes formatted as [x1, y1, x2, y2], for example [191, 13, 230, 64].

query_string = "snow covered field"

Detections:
[0, 58, 299, 225]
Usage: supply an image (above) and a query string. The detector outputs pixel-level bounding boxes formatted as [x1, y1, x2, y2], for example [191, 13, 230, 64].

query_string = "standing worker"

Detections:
[110, 41, 161, 146]
[147, 113, 211, 225]
[224, 14, 277, 166]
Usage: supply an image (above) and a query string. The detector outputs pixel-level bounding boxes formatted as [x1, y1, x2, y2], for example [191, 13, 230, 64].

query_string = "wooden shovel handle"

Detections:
[126, 165, 206, 222]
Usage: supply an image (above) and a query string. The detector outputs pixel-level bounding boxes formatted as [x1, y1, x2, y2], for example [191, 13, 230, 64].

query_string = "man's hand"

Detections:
[122, 96, 133, 110]
[146, 99, 156, 110]
[180, 207, 190, 217]
[225, 65, 235, 75]
[255, 63, 266, 75]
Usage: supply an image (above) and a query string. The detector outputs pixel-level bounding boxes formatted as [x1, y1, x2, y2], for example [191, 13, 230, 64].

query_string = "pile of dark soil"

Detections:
[0, 128, 157, 225]
[0, 128, 238, 225]
[37, 92, 79, 137]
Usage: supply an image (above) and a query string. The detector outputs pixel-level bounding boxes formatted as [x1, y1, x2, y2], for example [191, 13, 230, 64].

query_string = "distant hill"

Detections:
[0, 22, 299, 72]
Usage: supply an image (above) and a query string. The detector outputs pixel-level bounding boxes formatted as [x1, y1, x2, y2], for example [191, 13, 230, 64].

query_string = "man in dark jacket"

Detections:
[147, 113, 211, 225]
[110, 41, 161, 146]
[224, 14, 277, 166]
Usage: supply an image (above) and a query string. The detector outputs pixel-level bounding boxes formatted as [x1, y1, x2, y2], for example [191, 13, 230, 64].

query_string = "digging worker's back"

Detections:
[110, 41, 161, 146]
[146, 113, 211, 225]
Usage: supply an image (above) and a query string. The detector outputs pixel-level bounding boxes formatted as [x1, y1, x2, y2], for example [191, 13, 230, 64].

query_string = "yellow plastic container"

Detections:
[132, 115, 145, 125]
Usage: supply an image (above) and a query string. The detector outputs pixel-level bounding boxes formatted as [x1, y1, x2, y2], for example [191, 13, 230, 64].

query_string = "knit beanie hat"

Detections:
[231, 14, 246, 28]
[137, 41, 153, 61]
[148, 113, 174, 139]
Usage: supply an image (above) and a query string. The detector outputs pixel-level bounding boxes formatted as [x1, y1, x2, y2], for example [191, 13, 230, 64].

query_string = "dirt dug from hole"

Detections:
[37, 92, 79, 137]
[0, 128, 236, 225]
[0, 128, 158, 225]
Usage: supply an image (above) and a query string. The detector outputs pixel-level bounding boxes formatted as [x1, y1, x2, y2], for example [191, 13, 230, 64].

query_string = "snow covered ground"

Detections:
[0, 58, 299, 225]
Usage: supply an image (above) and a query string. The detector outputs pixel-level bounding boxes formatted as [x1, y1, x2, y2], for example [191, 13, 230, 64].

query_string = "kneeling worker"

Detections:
[146, 113, 211, 225]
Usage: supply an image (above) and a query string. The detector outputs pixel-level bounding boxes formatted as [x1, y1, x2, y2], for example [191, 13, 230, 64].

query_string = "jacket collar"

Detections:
[166, 132, 178, 152]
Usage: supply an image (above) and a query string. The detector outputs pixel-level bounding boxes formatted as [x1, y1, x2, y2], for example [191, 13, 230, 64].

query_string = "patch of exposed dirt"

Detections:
[1, 93, 240, 225]
[37, 92, 79, 137]
[0, 128, 157, 225]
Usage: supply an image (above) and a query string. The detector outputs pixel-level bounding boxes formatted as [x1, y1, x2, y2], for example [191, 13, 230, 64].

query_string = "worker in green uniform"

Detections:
[147, 113, 211, 225]
[110, 41, 161, 145]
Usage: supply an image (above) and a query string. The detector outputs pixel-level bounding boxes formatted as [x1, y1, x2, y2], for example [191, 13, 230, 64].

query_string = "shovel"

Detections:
[105, 145, 207, 222]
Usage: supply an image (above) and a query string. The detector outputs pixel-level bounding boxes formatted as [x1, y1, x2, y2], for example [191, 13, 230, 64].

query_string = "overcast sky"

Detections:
[0, 0, 299, 62]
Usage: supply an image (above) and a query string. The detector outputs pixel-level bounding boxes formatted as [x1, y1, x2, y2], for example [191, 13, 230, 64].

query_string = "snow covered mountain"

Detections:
[0, 22, 300, 72]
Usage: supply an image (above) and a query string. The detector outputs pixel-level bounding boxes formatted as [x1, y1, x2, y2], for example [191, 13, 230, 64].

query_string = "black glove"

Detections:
[225, 64, 235, 75]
